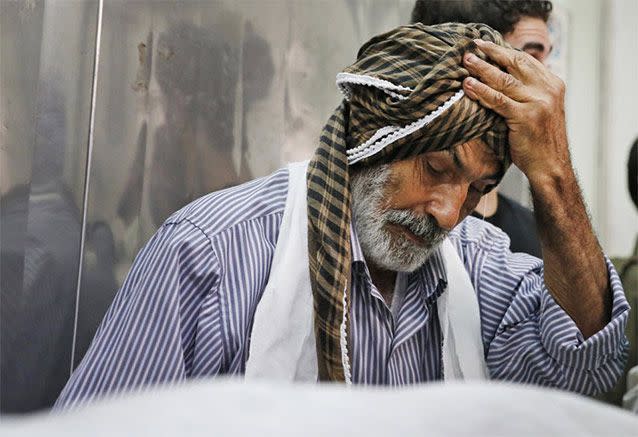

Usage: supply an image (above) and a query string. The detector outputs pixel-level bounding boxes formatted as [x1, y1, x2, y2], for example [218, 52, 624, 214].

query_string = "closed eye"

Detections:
[426, 161, 444, 176]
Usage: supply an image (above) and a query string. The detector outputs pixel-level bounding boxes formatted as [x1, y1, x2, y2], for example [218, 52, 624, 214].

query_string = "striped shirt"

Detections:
[55, 167, 630, 409]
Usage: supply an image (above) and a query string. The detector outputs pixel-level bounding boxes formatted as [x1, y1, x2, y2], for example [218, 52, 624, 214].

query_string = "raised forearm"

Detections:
[529, 163, 611, 338]
[462, 40, 613, 338]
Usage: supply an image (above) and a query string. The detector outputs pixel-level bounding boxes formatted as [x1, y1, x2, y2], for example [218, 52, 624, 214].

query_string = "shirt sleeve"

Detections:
[54, 219, 222, 410]
[457, 219, 630, 395]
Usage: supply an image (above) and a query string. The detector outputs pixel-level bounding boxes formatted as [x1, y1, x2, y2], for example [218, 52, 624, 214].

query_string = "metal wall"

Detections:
[1, 0, 414, 412]
[1, 0, 98, 412]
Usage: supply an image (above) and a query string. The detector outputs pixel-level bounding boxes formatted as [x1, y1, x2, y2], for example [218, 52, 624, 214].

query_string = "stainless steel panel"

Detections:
[0, 0, 46, 413]
[74, 0, 413, 370]
[1, 0, 98, 413]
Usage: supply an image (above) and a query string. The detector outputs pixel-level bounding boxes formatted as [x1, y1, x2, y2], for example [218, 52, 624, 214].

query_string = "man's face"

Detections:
[504, 16, 552, 65]
[351, 139, 502, 272]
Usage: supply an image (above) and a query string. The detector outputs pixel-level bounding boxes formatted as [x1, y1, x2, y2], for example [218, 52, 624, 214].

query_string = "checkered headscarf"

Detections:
[306, 23, 510, 382]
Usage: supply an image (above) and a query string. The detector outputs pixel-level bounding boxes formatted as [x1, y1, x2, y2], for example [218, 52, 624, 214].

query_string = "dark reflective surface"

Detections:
[1, 0, 98, 412]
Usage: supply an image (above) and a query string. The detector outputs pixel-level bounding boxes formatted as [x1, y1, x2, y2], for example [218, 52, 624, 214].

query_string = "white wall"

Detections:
[553, 0, 637, 256]
[551, 0, 603, 234]
[599, 0, 638, 257]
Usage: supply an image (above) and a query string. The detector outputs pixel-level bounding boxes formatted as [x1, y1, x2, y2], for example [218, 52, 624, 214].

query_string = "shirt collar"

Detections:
[415, 244, 448, 306]
[349, 220, 368, 276]
[349, 219, 448, 303]
[350, 221, 366, 263]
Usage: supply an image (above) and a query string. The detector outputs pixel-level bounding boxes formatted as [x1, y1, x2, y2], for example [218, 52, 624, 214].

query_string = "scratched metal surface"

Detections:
[0, 0, 99, 412]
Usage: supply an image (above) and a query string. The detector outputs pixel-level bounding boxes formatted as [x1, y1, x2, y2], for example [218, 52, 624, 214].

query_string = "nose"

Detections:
[429, 183, 468, 231]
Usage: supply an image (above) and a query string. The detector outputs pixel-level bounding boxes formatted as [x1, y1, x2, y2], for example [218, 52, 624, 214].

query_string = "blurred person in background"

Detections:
[149, 21, 244, 228]
[411, 0, 554, 258]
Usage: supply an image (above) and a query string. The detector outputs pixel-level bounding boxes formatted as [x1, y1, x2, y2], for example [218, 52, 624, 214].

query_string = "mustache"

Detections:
[384, 209, 448, 244]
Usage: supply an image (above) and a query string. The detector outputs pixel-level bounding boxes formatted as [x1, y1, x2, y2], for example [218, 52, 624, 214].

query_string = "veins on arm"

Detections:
[529, 166, 611, 339]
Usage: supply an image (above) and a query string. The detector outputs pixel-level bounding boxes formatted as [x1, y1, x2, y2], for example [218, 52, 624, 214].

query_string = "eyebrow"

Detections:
[448, 148, 466, 172]
[447, 148, 502, 181]
[522, 42, 552, 54]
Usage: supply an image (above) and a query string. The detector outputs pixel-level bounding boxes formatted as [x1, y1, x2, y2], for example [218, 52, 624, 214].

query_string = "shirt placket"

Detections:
[386, 274, 435, 385]
[350, 262, 394, 385]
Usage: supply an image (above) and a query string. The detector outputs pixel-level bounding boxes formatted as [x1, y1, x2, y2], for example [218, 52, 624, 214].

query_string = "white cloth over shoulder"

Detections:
[246, 161, 487, 381]
[439, 239, 489, 380]
[245, 161, 318, 381]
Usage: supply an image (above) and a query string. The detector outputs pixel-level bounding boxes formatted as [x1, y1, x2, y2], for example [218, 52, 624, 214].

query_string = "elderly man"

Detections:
[55, 23, 628, 409]
[411, 0, 555, 258]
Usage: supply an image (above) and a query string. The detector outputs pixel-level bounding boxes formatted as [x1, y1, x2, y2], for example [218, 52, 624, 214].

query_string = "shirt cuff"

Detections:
[539, 256, 630, 371]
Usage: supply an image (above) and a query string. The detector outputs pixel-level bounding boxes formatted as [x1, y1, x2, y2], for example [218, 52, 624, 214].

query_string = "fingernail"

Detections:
[465, 77, 477, 86]
[465, 53, 477, 63]
[464, 84, 477, 99]
[474, 38, 485, 45]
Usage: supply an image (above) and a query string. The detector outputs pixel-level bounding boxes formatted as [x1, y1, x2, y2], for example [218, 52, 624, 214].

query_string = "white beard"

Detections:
[350, 165, 448, 272]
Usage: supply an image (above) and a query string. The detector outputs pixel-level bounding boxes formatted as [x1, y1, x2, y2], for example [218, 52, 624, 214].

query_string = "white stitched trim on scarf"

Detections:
[350, 125, 400, 155]
[340, 285, 353, 385]
[336, 72, 413, 102]
[346, 89, 465, 165]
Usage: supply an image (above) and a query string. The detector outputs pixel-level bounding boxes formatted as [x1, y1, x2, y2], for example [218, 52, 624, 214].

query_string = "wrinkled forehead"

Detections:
[422, 137, 505, 180]
[504, 16, 552, 61]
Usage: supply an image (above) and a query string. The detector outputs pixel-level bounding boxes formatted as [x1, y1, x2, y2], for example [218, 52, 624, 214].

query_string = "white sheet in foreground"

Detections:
[3, 379, 637, 436]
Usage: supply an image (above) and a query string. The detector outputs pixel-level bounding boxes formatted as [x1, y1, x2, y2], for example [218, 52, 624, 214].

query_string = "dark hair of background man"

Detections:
[411, 0, 552, 34]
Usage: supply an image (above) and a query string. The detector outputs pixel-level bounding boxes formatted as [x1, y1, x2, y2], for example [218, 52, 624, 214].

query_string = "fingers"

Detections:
[463, 76, 519, 118]
[463, 52, 524, 98]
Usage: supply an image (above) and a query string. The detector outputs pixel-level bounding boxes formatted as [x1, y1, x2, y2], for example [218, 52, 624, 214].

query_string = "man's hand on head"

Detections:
[460, 39, 612, 339]
[461, 39, 571, 184]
